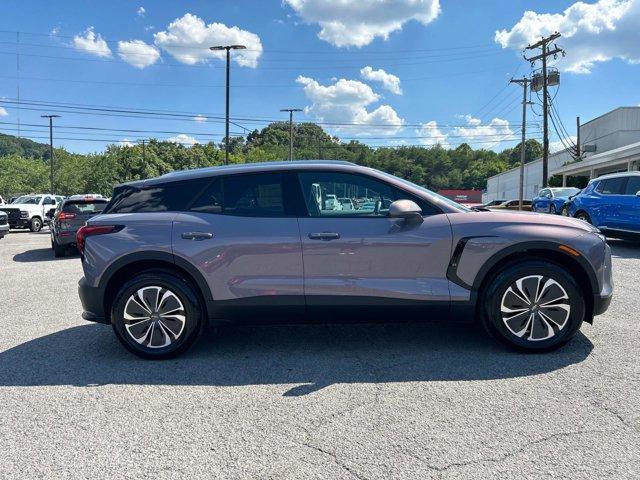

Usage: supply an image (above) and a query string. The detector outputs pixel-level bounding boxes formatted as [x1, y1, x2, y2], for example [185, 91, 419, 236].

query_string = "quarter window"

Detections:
[107, 178, 210, 213]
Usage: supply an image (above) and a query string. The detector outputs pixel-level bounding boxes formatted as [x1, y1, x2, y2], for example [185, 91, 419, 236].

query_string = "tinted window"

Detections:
[298, 171, 437, 217]
[597, 177, 626, 195]
[62, 200, 108, 215]
[108, 179, 210, 213]
[191, 173, 285, 217]
[222, 173, 284, 217]
[624, 176, 640, 195]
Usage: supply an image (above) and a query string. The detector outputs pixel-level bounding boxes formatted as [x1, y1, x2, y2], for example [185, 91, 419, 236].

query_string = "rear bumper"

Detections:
[78, 276, 108, 324]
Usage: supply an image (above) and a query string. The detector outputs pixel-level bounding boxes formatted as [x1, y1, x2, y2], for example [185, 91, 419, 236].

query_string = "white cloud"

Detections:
[120, 138, 134, 147]
[50, 26, 60, 37]
[284, 0, 441, 47]
[454, 115, 515, 149]
[495, 0, 640, 74]
[550, 136, 577, 153]
[73, 27, 112, 58]
[137, 6, 146, 17]
[360, 66, 402, 95]
[0, 107, 8, 116]
[416, 121, 450, 148]
[193, 115, 207, 123]
[144, 25, 155, 32]
[117, 40, 161, 68]
[167, 134, 199, 146]
[296, 75, 404, 136]
[154, 13, 263, 68]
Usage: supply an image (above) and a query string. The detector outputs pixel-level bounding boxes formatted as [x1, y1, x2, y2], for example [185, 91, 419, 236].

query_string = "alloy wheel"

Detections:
[123, 286, 186, 348]
[500, 275, 571, 341]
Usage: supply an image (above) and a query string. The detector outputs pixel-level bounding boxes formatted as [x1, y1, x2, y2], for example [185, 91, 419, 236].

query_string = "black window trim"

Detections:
[293, 169, 442, 219]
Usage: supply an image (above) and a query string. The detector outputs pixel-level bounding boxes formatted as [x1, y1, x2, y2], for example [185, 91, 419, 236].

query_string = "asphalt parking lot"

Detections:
[1, 231, 639, 479]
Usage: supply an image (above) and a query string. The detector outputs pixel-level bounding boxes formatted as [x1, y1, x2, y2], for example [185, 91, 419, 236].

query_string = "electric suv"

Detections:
[77, 161, 613, 359]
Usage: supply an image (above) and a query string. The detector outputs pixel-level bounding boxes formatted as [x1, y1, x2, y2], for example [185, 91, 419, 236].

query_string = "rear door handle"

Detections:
[308, 232, 340, 241]
[181, 231, 213, 241]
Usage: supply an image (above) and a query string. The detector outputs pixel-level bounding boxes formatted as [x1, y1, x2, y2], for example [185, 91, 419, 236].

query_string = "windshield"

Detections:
[552, 188, 580, 197]
[13, 195, 41, 204]
[379, 171, 471, 212]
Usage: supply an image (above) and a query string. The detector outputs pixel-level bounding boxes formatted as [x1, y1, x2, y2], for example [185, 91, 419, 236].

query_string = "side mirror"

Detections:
[389, 200, 423, 224]
[636, 190, 640, 197]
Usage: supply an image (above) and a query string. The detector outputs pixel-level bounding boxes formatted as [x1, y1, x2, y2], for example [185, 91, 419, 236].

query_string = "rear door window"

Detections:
[597, 177, 627, 194]
[623, 176, 640, 195]
[191, 173, 287, 217]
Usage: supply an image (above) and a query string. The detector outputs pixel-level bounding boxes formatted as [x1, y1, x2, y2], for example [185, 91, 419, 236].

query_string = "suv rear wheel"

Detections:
[481, 260, 585, 351]
[111, 271, 205, 359]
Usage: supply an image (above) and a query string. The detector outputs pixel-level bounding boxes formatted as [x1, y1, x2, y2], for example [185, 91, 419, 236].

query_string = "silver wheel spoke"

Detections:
[500, 275, 571, 342]
[123, 286, 186, 349]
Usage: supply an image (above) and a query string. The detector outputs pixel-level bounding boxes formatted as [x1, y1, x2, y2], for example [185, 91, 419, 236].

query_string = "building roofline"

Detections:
[580, 106, 640, 129]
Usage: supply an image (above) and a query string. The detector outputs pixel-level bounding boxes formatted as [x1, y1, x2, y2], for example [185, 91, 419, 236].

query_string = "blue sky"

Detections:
[0, 0, 638, 154]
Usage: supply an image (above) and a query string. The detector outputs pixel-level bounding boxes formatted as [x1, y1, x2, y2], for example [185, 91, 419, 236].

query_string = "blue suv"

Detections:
[532, 187, 580, 214]
[566, 172, 640, 238]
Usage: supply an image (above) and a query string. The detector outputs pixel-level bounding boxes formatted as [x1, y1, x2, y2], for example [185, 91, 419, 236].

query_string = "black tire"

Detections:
[111, 271, 205, 359]
[549, 204, 556, 215]
[480, 260, 585, 352]
[575, 211, 592, 224]
[30, 217, 43, 232]
[52, 236, 66, 257]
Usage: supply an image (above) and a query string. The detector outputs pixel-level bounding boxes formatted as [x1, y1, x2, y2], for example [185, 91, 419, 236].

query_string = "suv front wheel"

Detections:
[481, 260, 585, 351]
[111, 271, 205, 359]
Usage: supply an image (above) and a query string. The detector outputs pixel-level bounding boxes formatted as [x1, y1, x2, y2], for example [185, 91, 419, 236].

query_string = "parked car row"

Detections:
[0, 194, 64, 232]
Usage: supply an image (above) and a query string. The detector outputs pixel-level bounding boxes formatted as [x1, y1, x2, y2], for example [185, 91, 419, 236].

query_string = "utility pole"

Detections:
[525, 32, 564, 188]
[141, 139, 146, 163]
[510, 78, 532, 211]
[41, 114, 60, 193]
[280, 108, 302, 160]
[210, 44, 246, 165]
[576, 116, 581, 159]
[317, 135, 323, 159]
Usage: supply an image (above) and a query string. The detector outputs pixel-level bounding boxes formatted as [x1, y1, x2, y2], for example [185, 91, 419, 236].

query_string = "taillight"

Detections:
[76, 225, 121, 254]
[58, 212, 76, 221]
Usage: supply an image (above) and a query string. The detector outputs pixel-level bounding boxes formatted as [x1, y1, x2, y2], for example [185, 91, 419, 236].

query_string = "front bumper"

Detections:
[78, 276, 108, 324]
[9, 219, 29, 229]
[0, 223, 9, 238]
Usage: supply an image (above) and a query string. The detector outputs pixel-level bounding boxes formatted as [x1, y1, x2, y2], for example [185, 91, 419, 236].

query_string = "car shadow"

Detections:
[608, 239, 640, 259]
[0, 322, 593, 395]
[12, 247, 78, 262]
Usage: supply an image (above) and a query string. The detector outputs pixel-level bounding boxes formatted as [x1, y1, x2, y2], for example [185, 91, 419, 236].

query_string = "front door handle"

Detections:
[308, 232, 340, 241]
[181, 231, 213, 241]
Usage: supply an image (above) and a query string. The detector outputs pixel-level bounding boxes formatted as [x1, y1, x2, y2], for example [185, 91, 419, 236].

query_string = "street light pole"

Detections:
[41, 114, 60, 193]
[210, 44, 246, 165]
[280, 108, 302, 160]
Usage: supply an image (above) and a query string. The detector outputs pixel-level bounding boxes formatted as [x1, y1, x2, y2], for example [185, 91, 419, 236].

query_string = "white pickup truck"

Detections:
[0, 194, 64, 232]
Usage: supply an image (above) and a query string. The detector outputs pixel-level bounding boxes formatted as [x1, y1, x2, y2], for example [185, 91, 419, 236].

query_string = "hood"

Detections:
[447, 210, 599, 234]
[3, 203, 40, 209]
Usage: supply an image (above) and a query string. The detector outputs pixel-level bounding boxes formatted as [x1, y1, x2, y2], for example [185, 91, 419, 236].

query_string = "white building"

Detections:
[485, 107, 640, 202]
